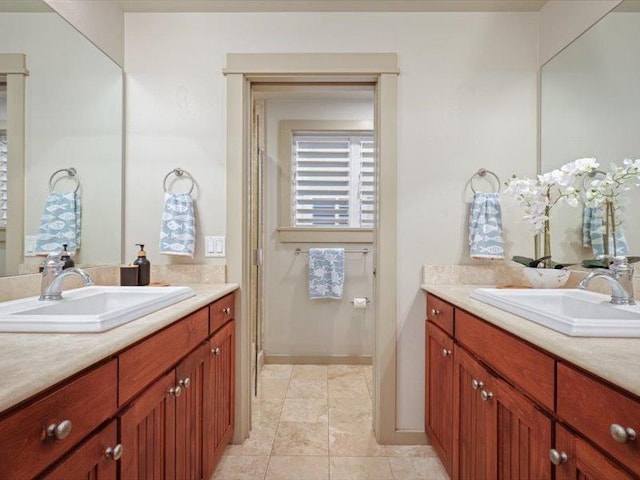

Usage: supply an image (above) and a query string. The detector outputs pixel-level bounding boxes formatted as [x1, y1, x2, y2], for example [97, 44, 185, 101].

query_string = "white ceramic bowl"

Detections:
[523, 267, 570, 289]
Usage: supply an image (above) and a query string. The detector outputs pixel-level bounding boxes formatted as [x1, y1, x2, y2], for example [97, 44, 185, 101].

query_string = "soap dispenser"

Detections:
[60, 244, 75, 270]
[133, 244, 151, 286]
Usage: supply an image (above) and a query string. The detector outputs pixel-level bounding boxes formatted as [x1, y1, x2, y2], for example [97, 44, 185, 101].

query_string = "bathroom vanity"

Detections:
[0, 284, 237, 480]
[423, 285, 640, 480]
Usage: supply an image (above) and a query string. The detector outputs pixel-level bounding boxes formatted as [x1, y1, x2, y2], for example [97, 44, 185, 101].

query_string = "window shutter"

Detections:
[292, 131, 374, 228]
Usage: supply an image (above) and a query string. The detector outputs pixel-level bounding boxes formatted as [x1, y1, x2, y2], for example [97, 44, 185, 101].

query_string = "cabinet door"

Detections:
[487, 375, 552, 480]
[425, 321, 454, 476]
[453, 346, 494, 480]
[175, 343, 208, 480]
[204, 320, 235, 478]
[120, 371, 177, 480]
[41, 420, 119, 480]
[553, 424, 635, 480]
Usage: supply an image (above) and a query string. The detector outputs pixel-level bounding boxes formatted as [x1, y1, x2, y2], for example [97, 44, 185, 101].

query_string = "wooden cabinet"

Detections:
[41, 420, 120, 480]
[0, 291, 236, 480]
[552, 424, 636, 480]
[204, 319, 236, 479]
[425, 321, 454, 475]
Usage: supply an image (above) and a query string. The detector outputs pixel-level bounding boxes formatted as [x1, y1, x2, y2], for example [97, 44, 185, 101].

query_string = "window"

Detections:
[291, 131, 374, 228]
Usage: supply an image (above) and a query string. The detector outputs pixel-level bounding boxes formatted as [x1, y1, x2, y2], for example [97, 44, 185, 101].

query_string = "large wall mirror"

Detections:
[0, 0, 122, 276]
[541, 0, 640, 264]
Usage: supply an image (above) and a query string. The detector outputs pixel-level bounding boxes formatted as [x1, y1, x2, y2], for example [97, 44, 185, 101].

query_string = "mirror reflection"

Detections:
[0, 0, 123, 276]
[540, 0, 640, 264]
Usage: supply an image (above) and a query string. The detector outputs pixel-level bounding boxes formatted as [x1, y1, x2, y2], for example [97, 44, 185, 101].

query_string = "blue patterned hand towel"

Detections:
[582, 206, 629, 256]
[469, 192, 505, 260]
[159, 192, 196, 257]
[309, 248, 345, 300]
[35, 192, 82, 254]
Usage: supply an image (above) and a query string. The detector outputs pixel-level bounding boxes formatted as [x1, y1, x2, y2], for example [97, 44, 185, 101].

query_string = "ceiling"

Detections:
[118, 0, 549, 13]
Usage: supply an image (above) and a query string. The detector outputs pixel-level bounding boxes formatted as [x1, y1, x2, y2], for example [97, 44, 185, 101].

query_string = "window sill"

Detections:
[277, 227, 373, 244]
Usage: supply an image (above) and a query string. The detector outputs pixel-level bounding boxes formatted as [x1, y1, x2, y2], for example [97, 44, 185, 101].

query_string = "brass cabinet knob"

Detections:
[471, 379, 484, 390]
[168, 385, 182, 397]
[179, 377, 191, 389]
[549, 449, 568, 466]
[46, 420, 73, 440]
[105, 444, 124, 461]
[610, 424, 637, 444]
[430, 308, 440, 317]
[212, 347, 221, 356]
[480, 390, 493, 402]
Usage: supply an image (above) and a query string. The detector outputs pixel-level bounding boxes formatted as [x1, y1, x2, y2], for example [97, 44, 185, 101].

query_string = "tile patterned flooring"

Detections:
[213, 364, 448, 480]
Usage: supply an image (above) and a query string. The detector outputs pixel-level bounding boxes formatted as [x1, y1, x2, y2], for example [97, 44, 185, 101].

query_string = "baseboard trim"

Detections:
[391, 430, 429, 445]
[265, 354, 372, 365]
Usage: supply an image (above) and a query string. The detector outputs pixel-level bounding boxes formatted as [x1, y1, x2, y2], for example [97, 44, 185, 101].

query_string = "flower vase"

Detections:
[523, 267, 570, 289]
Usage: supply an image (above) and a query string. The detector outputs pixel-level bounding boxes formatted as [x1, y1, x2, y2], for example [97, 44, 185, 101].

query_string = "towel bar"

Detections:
[163, 168, 195, 195]
[295, 248, 369, 255]
[49, 167, 80, 193]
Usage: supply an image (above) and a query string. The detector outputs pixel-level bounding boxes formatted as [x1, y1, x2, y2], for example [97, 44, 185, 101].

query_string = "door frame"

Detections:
[224, 53, 400, 444]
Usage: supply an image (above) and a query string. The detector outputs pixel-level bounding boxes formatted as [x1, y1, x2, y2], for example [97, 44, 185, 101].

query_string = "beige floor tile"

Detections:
[213, 455, 269, 480]
[388, 457, 449, 480]
[384, 445, 439, 457]
[252, 398, 284, 428]
[257, 378, 290, 400]
[281, 398, 328, 423]
[265, 456, 329, 480]
[329, 422, 386, 457]
[292, 364, 328, 380]
[225, 424, 277, 456]
[328, 377, 370, 399]
[329, 397, 372, 424]
[328, 364, 364, 380]
[287, 378, 328, 399]
[271, 422, 329, 456]
[329, 457, 393, 480]
[261, 364, 294, 379]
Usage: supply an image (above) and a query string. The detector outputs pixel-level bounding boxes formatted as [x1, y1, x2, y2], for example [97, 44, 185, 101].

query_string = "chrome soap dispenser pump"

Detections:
[133, 244, 151, 286]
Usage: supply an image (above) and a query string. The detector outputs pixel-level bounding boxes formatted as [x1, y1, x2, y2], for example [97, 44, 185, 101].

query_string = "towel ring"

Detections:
[163, 168, 195, 195]
[470, 168, 500, 194]
[49, 167, 80, 193]
[582, 169, 607, 192]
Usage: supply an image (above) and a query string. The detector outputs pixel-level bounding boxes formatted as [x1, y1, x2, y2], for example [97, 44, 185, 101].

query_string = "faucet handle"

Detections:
[41, 252, 65, 271]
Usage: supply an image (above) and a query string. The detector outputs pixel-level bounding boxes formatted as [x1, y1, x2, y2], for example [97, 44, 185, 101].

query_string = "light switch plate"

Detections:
[205, 235, 225, 257]
[24, 235, 37, 256]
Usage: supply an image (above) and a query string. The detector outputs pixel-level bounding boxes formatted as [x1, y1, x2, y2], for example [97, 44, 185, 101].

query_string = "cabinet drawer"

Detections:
[0, 360, 117, 480]
[557, 363, 640, 477]
[426, 293, 454, 336]
[119, 307, 209, 405]
[456, 310, 555, 411]
[210, 293, 235, 334]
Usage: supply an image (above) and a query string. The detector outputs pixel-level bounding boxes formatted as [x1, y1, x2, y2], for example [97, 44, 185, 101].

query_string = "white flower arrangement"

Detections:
[505, 158, 599, 268]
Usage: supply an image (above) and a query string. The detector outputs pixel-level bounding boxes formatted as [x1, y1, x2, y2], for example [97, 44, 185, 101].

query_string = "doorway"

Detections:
[250, 83, 376, 393]
[224, 53, 400, 445]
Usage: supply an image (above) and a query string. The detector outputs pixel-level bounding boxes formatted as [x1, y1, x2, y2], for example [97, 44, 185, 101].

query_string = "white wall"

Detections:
[538, 0, 621, 66]
[262, 96, 374, 358]
[0, 13, 123, 267]
[125, 11, 538, 430]
[45, 0, 124, 68]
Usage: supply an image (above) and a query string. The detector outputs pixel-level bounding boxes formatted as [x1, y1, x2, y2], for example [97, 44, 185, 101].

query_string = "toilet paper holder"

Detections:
[350, 297, 371, 305]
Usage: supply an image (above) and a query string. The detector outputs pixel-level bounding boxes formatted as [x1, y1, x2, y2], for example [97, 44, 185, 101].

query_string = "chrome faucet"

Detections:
[578, 256, 635, 305]
[40, 253, 94, 301]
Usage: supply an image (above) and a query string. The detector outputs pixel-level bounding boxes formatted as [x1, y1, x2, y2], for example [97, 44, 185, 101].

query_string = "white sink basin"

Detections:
[0, 286, 196, 333]
[470, 288, 640, 337]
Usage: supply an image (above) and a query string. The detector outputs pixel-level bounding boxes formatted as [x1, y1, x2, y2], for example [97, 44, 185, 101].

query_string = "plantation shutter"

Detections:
[292, 131, 374, 228]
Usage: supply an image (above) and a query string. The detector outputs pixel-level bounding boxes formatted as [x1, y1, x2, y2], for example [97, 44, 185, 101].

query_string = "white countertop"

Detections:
[0, 283, 238, 414]
[422, 284, 640, 399]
